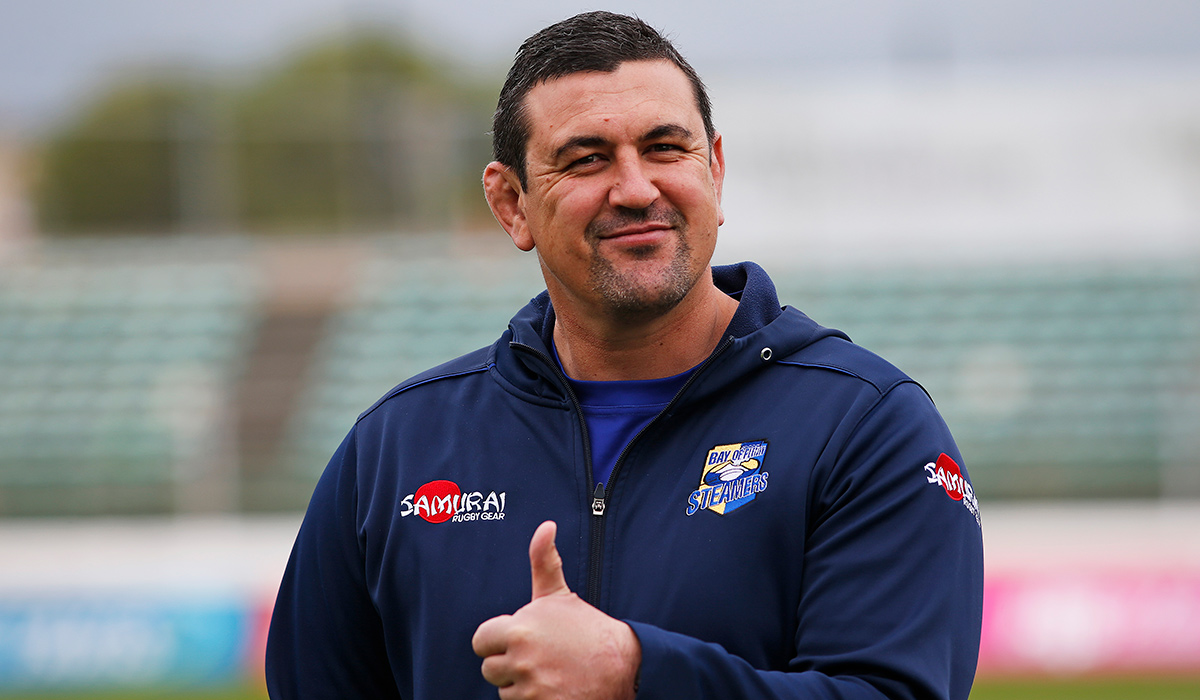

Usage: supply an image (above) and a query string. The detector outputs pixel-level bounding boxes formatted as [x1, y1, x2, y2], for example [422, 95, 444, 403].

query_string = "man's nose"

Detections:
[607, 154, 659, 210]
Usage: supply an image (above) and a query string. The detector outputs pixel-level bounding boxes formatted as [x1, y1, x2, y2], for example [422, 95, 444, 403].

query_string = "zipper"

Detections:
[591, 483, 606, 515]
[514, 336, 736, 606]
[582, 335, 736, 606]
[511, 342, 611, 604]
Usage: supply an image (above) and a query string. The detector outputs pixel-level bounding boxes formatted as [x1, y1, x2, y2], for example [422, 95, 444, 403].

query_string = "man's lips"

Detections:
[595, 223, 673, 241]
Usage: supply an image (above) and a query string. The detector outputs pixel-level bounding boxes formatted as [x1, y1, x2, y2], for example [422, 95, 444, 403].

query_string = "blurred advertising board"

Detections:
[0, 597, 263, 690]
[980, 573, 1200, 675]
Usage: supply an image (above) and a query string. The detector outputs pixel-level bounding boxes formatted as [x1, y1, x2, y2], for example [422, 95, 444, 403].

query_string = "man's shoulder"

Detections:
[358, 345, 496, 422]
[774, 327, 917, 398]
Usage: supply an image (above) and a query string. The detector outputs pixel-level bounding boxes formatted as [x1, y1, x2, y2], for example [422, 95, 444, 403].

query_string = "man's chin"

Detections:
[591, 262, 700, 321]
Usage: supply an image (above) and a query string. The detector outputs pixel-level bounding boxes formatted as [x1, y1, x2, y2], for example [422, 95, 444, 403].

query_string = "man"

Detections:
[266, 11, 983, 700]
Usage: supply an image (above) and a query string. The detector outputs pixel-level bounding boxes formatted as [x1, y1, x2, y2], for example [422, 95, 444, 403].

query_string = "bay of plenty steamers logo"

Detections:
[686, 441, 770, 516]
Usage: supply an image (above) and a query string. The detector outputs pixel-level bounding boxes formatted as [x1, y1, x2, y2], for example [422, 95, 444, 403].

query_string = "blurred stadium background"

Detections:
[1, 1, 1199, 697]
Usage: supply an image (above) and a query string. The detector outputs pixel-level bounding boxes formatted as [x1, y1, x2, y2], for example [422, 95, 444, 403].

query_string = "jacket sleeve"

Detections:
[629, 381, 984, 700]
[265, 426, 403, 699]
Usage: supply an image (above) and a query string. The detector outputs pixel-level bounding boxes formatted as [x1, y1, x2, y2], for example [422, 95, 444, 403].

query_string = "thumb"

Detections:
[529, 520, 570, 600]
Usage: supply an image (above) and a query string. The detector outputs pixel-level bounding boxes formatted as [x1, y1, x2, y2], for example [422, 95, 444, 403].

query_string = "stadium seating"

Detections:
[772, 264, 1200, 498]
[0, 237, 259, 513]
[281, 251, 544, 478]
[2, 236, 1197, 512]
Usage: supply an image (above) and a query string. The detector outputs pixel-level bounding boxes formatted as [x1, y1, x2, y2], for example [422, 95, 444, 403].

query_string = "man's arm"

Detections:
[265, 427, 403, 699]
[637, 382, 983, 698]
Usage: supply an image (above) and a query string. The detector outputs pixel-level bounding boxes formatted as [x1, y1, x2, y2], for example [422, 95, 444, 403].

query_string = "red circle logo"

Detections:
[936, 454, 964, 501]
[414, 480, 461, 523]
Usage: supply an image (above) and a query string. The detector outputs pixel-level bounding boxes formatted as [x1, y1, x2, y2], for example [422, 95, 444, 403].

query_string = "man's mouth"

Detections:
[586, 204, 685, 244]
[597, 223, 673, 241]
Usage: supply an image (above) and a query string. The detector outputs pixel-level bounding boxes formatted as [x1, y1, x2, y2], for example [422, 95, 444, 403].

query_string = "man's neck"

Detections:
[551, 273, 739, 382]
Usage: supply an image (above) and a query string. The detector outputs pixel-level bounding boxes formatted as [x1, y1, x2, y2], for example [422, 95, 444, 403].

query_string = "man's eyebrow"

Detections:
[643, 123, 694, 142]
[553, 135, 610, 162]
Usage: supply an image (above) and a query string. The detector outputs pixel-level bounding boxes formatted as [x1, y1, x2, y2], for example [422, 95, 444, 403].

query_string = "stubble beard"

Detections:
[585, 205, 700, 323]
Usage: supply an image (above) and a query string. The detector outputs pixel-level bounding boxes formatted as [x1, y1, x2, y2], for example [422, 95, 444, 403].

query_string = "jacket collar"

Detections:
[493, 261, 841, 405]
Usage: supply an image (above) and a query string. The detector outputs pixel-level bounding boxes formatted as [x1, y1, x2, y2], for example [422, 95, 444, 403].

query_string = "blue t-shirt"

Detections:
[558, 355, 694, 487]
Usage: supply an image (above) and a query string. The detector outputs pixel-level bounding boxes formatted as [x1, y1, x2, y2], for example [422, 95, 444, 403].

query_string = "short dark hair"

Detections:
[492, 11, 715, 190]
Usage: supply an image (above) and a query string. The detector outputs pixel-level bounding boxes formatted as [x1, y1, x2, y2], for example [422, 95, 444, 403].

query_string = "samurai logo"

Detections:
[686, 441, 770, 516]
[924, 453, 981, 528]
[399, 480, 507, 524]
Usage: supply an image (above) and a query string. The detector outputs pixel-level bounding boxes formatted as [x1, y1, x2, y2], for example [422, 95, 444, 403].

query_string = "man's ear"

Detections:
[709, 132, 726, 227]
[483, 162, 535, 252]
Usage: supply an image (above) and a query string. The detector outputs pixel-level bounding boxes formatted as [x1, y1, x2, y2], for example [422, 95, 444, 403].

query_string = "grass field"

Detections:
[0, 689, 266, 700]
[1, 677, 1199, 699]
[970, 676, 1200, 700]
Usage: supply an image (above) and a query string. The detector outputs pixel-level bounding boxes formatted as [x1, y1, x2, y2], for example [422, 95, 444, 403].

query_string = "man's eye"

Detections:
[648, 143, 683, 155]
[572, 154, 601, 167]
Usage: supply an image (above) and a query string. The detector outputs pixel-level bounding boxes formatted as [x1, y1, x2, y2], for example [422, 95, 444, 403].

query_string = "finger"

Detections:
[472, 614, 513, 658]
[480, 654, 514, 689]
[529, 520, 570, 600]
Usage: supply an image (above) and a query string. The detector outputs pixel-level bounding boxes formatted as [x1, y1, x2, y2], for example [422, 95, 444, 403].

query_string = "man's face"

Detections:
[491, 60, 725, 323]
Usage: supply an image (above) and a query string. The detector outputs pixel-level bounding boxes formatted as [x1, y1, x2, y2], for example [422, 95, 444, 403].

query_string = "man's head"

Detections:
[483, 14, 727, 332]
[492, 11, 714, 191]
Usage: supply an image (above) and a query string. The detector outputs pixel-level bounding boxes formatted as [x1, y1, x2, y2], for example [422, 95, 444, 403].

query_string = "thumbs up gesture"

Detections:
[472, 521, 641, 699]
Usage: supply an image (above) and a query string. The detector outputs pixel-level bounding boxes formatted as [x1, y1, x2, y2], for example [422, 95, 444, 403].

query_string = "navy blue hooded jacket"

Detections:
[266, 262, 984, 699]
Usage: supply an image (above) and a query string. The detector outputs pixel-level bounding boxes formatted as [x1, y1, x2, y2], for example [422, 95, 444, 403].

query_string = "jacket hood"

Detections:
[491, 261, 849, 406]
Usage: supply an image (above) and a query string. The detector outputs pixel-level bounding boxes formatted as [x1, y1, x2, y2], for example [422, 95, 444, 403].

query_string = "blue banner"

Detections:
[0, 597, 250, 689]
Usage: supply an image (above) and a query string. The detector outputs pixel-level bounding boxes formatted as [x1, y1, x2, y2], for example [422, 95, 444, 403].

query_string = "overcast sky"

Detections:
[3, 0, 1200, 133]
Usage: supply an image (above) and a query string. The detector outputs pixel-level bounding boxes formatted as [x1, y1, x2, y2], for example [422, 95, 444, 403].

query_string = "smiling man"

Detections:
[266, 11, 983, 700]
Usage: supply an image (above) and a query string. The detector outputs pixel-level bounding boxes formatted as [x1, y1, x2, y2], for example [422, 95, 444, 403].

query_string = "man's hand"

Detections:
[472, 521, 642, 699]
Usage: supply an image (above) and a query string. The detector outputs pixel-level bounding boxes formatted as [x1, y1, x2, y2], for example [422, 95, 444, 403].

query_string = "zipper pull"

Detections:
[591, 483, 606, 516]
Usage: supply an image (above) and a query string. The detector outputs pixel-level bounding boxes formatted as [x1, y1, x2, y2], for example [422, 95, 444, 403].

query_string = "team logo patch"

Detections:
[399, 480, 507, 524]
[924, 454, 981, 527]
[686, 441, 770, 516]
